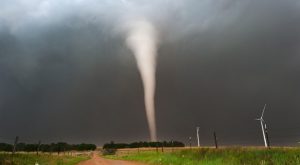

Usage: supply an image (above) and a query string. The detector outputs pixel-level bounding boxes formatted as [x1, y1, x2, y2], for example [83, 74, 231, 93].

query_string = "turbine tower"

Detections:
[255, 104, 268, 148]
[196, 127, 200, 147]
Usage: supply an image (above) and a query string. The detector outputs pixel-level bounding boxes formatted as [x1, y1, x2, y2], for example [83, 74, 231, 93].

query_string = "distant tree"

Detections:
[0, 142, 95, 152]
[0, 143, 12, 151]
[24, 144, 37, 152]
[40, 144, 51, 152]
[16, 143, 26, 151]
[73, 143, 96, 151]
[103, 140, 185, 149]
[103, 141, 115, 149]
[172, 141, 185, 147]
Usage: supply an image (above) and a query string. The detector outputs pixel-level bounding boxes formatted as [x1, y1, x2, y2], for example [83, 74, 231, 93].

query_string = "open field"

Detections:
[0, 152, 90, 165]
[105, 147, 300, 165]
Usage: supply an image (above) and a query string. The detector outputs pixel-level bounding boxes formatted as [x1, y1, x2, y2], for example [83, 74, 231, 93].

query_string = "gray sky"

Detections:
[0, 0, 300, 146]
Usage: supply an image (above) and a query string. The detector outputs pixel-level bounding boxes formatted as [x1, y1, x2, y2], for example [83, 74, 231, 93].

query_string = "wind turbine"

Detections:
[255, 104, 268, 148]
[196, 127, 200, 147]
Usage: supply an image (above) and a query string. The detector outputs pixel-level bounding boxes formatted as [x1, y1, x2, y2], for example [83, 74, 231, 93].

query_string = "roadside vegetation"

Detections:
[0, 142, 95, 165]
[105, 147, 300, 165]
[0, 142, 96, 153]
[0, 153, 89, 165]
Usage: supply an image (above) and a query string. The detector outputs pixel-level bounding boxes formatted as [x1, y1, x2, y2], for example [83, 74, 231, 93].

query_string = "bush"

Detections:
[102, 148, 117, 155]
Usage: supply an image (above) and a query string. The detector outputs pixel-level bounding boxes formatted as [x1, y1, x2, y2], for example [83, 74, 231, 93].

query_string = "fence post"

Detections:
[213, 132, 218, 149]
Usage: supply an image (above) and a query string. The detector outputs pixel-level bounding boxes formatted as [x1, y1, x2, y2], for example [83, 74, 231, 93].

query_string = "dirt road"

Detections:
[77, 152, 146, 165]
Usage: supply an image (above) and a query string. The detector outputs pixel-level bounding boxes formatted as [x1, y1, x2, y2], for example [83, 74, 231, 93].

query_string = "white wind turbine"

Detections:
[255, 104, 268, 147]
[196, 127, 200, 147]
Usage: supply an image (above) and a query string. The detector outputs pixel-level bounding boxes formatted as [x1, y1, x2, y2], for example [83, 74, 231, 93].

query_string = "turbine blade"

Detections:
[261, 104, 266, 118]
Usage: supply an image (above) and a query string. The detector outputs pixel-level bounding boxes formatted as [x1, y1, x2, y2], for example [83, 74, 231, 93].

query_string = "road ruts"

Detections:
[77, 152, 146, 165]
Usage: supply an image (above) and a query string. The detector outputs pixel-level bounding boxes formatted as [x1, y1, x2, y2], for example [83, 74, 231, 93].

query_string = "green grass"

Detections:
[0, 153, 89, 165]
[105, 147, 300, 165]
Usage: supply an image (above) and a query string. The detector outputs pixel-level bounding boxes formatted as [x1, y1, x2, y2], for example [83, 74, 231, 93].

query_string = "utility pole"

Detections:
[12, 136, 19, 164]
[37, 140, 41, 155]
[189, 137, 192, 149]
[12, 136, 19, 155]
[213, 132, 218, 149]
[171, 140, 174, 152]
[196, 127, 200, 147]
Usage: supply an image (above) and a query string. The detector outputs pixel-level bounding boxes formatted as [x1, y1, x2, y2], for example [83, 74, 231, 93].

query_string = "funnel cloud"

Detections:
[126, 19, 158, 141]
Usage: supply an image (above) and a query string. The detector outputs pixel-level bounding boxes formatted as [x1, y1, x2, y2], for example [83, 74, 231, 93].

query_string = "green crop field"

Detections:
[105, 147, 300, 165]
[0, 153, 89, 165]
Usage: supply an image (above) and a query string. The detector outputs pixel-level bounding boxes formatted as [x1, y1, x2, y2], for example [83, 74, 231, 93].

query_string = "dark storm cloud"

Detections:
[0, 0, 299, 145]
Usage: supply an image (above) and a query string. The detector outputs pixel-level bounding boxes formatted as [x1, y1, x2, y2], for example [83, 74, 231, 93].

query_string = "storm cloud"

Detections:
[0, 0, 300, 146]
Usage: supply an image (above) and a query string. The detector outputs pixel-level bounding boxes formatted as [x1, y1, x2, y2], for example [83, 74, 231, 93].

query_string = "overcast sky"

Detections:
[0, 0, 300, 146]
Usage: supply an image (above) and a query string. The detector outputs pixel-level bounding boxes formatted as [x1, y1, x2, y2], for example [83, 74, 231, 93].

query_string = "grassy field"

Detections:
[105, 147, 300, 165]
[0, 152, 89, 165]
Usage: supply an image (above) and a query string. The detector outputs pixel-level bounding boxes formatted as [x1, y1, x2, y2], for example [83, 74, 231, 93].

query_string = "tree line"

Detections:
[0, 142, 96, 153]
[103, 141, 185, 149]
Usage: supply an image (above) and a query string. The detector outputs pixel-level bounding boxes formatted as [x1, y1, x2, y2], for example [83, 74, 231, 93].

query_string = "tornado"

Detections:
[126, 19, 158, 141]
